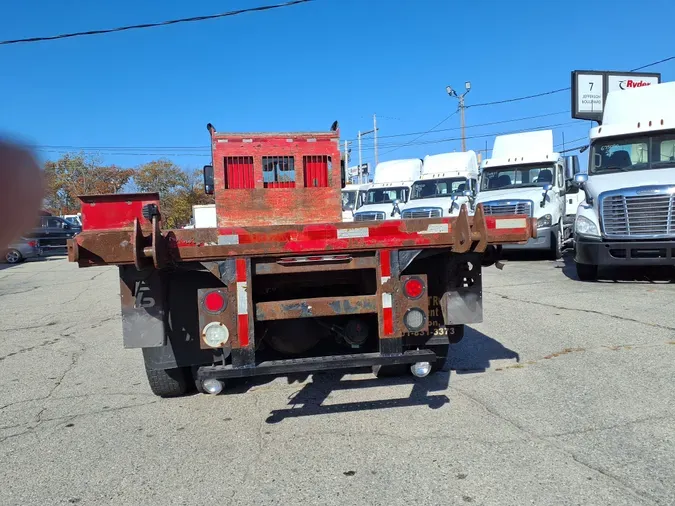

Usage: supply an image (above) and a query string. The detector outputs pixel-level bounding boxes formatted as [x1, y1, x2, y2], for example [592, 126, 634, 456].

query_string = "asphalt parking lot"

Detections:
[0, 254, 673, 506]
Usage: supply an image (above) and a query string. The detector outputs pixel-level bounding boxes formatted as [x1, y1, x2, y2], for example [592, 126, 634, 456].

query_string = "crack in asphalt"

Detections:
[0, 286, 40, 298]
[453, 387, 661, 506]
[0, 337, 61, 362]
[487, 291, 675, 332]
[545, 413, 675, 439]
[0, 320, 58, 333]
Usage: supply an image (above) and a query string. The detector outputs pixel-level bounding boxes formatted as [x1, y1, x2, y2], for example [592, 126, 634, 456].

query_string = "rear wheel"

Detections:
[5, 249, 23, 264]
[144, 365, 189, 397]
[575, 262, 598, 282]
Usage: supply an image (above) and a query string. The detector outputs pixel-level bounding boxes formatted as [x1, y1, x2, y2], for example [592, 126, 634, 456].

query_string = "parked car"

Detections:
[3, 237, 40, 264]
[26, 215, 81, 251]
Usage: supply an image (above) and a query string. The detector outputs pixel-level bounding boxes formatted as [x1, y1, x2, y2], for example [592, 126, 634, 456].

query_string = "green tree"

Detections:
[43, 152, 134, 214]
[133, 162, 214, 228]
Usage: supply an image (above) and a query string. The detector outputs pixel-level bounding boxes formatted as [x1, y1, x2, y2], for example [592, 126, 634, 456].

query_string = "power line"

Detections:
[467, 55, 675, 109]
[350, 110, 569, 143]
[360, 121, 582, 152]
[34, 111, 569, 151]
[379, 110, 458, 156]
[34, 120, 589, 157]
[0, 0, 313, 46]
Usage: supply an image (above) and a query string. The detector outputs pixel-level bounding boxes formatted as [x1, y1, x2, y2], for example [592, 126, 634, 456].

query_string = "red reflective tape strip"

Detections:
[235, 258, 247, 282]
[485, 216, 527, 230]
[380, 250, 391, 278]
[237, 314, 249, 347]
[382, 307, 394, 336]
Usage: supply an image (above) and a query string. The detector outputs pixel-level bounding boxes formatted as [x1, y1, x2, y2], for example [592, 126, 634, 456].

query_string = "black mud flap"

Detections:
[119, 266, 166, 349]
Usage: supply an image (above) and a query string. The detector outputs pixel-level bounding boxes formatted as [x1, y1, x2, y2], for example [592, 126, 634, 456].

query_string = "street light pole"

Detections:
[446, 81, 471, 152]
[373, 114, 378, 166]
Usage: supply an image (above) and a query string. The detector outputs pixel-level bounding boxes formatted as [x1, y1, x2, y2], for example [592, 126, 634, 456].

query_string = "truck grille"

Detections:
[601, 188, 675, 238]
[482, 201, 533, 217]
[401, 207, 443, 219]
[354, 211, 386, 221]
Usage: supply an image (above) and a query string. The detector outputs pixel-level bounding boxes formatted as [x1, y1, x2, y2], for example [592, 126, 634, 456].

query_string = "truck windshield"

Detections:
[342, 190, 357, 210]
[365, 187, 408, 204]
[410, 177, 467, 200]
[480, 164, 556, 191]
[590, 132, 675, 175]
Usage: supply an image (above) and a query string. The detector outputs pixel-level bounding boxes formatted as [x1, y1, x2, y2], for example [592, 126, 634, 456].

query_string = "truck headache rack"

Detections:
[68, 197, 536, 267]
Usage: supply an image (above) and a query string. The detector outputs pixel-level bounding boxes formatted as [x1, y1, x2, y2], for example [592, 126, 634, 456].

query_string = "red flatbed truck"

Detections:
[67, 121, 537, 397]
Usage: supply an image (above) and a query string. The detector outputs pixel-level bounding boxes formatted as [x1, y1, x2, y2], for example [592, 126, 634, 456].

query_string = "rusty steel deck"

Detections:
[68, 203, 537, 268]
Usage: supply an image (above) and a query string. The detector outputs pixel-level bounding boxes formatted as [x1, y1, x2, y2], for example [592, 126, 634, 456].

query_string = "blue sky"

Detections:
[1, 0, 674, 173]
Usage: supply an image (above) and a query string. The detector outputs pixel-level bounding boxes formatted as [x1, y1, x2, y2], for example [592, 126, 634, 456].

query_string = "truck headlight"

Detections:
[575, 216, 599, 237]
[536, 214, 552, 228]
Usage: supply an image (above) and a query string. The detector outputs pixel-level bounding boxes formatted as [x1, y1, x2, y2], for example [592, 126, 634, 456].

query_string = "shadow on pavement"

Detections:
[558, 251, 675, 283]
[259, 370, 451, 424]
[448, 326, 520, 374]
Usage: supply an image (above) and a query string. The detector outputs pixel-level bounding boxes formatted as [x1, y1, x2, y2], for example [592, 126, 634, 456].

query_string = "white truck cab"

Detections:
[353, 158, 423, 221]
[572, 80, 675, 280]
[400, 151, 479, 219]
[341, 183, 372, 222]
[475, 130, 581, 259]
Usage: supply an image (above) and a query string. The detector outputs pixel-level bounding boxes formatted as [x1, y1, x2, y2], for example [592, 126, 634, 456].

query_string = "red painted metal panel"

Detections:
[79, 193, 160, 230]
[225, 156, 255, 189]
[303, 155, 329, 188]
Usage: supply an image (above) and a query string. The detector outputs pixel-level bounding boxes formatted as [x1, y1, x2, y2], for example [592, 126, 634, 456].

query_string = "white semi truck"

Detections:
[475, 130, 581, 260]
[400, 151, 479, 219]
[571, 78, 675, 281]
[353, 158, 423, 221]
[341, 183, 372, 222]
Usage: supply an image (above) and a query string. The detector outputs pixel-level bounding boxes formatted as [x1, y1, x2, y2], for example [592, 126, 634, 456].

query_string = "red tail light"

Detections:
[403, 277, 424, 299]
[28, 241, 37, 248]
[203, 290, 227, 313]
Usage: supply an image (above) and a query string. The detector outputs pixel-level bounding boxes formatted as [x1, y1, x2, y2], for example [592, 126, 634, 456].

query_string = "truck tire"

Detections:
[551, 224, 563, 260]
[145, 365, 189, 397]
[575, 262, 598, 282]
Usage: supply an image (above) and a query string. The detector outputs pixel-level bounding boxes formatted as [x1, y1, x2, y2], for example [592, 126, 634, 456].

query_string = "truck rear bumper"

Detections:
[502, 225, 555, 251]
[575, 236, 675, 266]
[197, 349, 437, 380]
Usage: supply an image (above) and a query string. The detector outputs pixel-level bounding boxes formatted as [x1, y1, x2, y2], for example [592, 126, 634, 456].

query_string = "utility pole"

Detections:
[357, 125, 379, 184]
[446, 82, 471, 152]
[358, 131, 363, 184]
[373, 114, 378, 166]
[344, 140, 349, 183]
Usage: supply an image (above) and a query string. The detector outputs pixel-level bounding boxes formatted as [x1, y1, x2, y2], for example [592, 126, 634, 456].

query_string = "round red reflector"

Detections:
[204, 291, 226, 313]
[403, 278, 424, 299]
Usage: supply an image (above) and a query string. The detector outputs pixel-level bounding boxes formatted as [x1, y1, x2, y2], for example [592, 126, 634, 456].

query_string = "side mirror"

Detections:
[540, 183, 553, 208]
[574, 173, 588, 185]
[573, 173, 593, 204]
[203, 165, 214, 195]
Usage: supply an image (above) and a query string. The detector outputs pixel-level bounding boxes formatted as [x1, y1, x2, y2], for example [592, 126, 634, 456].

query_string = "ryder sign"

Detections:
[571, 70, 661, 123]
